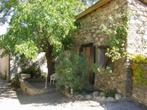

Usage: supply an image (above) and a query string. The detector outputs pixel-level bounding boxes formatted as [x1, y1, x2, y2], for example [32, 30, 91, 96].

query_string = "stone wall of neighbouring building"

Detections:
[127, 0, 147, 106]
[132, 86, 147, 106]
[75, 0, 129, 96]
[127, 0, 147, 55]
[0, 50, 9, 80]
[131, 63, 147, 106]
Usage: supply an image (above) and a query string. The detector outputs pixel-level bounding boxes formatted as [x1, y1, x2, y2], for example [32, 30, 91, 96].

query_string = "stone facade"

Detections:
[75, 0, 129, 96]
[132, 86, 147, 106]
[76, 0, 128, 46]
[127, 0, 147, 55]
[94, 58, 128, 96]
[75, 0, 147, 106]
[127, 0, 147, 106]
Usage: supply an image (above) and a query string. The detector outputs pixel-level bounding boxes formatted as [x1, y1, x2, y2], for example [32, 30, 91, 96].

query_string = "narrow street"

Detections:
[0, 78, 147, 110]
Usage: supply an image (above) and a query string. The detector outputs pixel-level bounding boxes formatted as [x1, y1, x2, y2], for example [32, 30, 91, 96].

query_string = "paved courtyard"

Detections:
[0, 78, 147, 110]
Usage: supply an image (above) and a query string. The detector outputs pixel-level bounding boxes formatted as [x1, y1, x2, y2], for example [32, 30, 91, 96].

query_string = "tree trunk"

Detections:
[45, 45, 55, 81]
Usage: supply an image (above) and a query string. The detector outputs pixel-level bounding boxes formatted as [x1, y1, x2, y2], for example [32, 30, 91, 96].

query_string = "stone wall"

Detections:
[0, 49, 9, 80]
[94, 58, 128, 96]
[75, 0, 129, 96]
[131, 63, 147, 106]
[20, 79, 48, 96]
[127, 0, 147, 106]
[127, 0, 147, 55]
[75, 0, 128, 46]
[132, 86, 147, 106]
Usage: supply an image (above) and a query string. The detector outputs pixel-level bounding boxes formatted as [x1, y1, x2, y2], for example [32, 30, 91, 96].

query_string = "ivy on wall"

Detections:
[105, 15, 128, 62]
[95, 13, 128, 62]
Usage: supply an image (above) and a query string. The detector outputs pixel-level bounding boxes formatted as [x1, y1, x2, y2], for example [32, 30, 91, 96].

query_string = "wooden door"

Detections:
[82, 46, 95, 85]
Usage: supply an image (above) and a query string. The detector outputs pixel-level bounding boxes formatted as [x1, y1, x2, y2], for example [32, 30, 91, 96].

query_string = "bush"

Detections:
[132, 63, 147, 85]
[104, 90, 117, 97]
[21, 63, 41, 78]
[55, 51, 89, 93]
[132, 54, 147, 63]
[131, 54, 147, 85]
[92, 63, 113, 74]
[11, 74, 20, 88]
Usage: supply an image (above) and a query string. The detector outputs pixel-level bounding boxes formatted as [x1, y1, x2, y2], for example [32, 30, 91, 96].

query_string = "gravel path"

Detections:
[0, 78, 147, 110]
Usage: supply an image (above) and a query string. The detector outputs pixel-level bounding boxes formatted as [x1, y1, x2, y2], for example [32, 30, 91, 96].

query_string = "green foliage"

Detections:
[11, 74, 20, 88]
[97, 14, 128, 62]
[132, 54, 147, 85]
[21, 63, 41, 78]
[106, 24, 128, 62]
[132, 64, 147, 85]
[55, 51, 89, 92]
[104, 89, 117, 97]
[0, 0, 83, 59]
[132, 54, 147, 63]
[11, 54, 41, 78]
[92, 63, 113, 74]
[0, 0, 19, 22]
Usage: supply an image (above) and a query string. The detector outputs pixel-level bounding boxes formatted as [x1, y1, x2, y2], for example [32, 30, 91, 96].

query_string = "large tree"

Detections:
[0, 0, 82, 79]
[0, 0, 18, 23]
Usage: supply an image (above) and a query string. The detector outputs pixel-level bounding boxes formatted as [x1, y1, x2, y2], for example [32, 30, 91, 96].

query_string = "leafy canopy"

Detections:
[0, 0, 18, 23]
[0, 0, 82, 59]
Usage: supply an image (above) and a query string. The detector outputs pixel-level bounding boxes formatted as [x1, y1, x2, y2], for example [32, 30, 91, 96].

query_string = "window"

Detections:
[96, 46, 112, 68]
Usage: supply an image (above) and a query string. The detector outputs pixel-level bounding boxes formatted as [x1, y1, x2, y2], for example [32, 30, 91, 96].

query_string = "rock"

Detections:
[95, 96, 101, 101]
[106, 97, 115, 102]
[115, 94, 121, 100]
[85, 94, 92, 100]
[99, 92, 105, 97]
[92, 91, 99, 98]
[99, 96, 106, 102]
[74, 95, 84, 100]
[20, 74, 31, 80]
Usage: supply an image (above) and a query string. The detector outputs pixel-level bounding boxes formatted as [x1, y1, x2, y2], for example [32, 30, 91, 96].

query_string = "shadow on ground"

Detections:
[16, 87, 73, 106]
[0, 78, 147, 110]
[0, 80, 17, 99]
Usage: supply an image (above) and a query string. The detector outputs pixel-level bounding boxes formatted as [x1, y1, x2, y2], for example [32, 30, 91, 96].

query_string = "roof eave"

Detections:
[76, 0, 112, 20]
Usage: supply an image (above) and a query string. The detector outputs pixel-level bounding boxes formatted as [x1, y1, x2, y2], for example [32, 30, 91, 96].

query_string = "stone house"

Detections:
[75, 0, 147, 105]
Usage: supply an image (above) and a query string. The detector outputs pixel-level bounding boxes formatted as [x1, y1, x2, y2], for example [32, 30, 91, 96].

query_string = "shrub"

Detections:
[55, 51, 89, 93]
[132, 63, 147, 85]
[11, 74, 20, 89]
[132, 54, 147, 63]
[104, 90, 117, 97]
[21, 63, 41, 78]
[131, 54, 147, 85]
[92, 63, 113, 74]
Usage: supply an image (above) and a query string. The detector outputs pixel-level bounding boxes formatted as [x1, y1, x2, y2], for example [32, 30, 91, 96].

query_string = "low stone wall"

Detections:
[131, 62, 147, 106]
[94, 58, 128, 96]
[94, 73, 114, 91]
[132, 86, 147, 106]
[20, 79, 48, 96]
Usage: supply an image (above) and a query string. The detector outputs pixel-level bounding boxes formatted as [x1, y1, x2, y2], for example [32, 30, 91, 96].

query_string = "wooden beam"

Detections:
[139, 0, 147, 5]
[76, 0, 112, 19]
